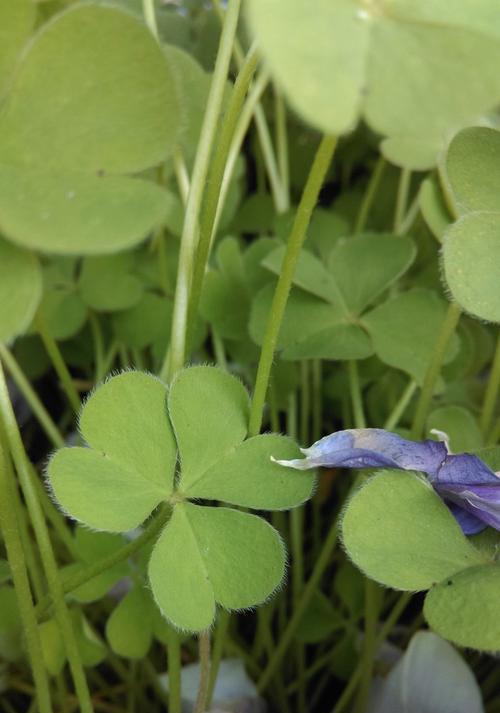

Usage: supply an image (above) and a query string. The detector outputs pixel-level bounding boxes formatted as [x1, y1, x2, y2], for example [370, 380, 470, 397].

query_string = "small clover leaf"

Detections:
[47, 366, 315, 632]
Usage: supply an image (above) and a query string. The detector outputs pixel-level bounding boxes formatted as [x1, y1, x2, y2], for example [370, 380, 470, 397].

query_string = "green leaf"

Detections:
[0, 166, 173, 254]
[444, 126, 500, 214]
[0, 238, 42, 344]
[79, 253, 143, 312]
[39, 618, 66, 676]
[295, 591, 343, 643]
[246, 0, 500, 154]
[66, 529, 128, 602]
[0, 5, 180, 173]
[427, 405, 483, 452]
[342, 470, 485, 591]
[184, 434, 314, 509]
[282, 324, 373, 362]
[328, 234, 416, 316]
[48, 372, 176, 531]
[71, 610, 107, 668]
[112, 292, 172, 349]
[424, 564, 500, 651]
[168, 366, 250, 491]
[362, 289, 459, 385]
[106, 587, 153, 659]
[149, 503, 285, 632]
[0, 0, 35, 98]
[443, 213, 500, 323]
[381, 136, 441, 171]
[0, 4, 182, 253]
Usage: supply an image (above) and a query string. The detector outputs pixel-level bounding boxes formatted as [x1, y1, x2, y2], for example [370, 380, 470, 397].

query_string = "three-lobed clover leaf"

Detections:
[48, 366, 314, 631]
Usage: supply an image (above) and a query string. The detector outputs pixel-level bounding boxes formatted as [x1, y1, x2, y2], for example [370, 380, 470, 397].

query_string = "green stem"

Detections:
[0, 343, 64, 448]
[383, 379, 417, 431]
[411, 302, 462, 439]
[207, 610, 230, 706]
[393, 167, 411, 235]
[257, 516, 339, 693]
[163, 0, 241, 381]
[354, 581, 380, 713]
[348, 361, 366, 429]
[88, 313, 105, 384]
[193, 631, 211, 713]
[274, 86, 290, 211]
[36, 314, 81, 413]
[354, 157, 386, 234]
[36, 504, 171, 620]
[186, 42, 259, 344]
[249, 134, 337, 437]
[165, 625, 182, 713]
[0, 437, 53, 713]
[480, 332, 500, 437]
[142, 0, 159, 39]
[0, 364, 93, 712]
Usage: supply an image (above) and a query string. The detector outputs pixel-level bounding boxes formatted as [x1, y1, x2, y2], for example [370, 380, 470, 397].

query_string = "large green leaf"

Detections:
[342, 470, 485, 591]
[246, 0, 500, 159]
[0, 5, 181, 253]
[0, 0, 35, 97]
[48, 372, 176, 531]
[106, 587, 153, 659]
[168, 366, 250, 490]
[362, 289, 459, 385]
[443, 213, 500, 323]
[0, 238, 42, 344]
[184, 434, 314, 509]
[149, 503, 285, 631]
[424, 565, 500, 650]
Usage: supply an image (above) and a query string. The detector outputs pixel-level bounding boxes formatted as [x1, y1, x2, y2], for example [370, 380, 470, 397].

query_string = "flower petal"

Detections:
[445, 503, 487, 536]
[274, 428, 447, 475]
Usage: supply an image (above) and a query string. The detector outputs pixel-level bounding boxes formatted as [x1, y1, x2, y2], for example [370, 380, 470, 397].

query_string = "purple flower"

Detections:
[273, 428, 500, 535]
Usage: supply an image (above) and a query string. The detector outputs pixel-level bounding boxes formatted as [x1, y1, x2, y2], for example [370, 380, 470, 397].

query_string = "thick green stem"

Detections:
[0, 343, 64, 448]
[36, 314, 81, 413]
[249, 134, 337, 437]
[187, 43, 260, 342]
[193, 631, 211, 713]
[411, 302, 462, 439]
[355, 156, 386, 234]
[480, 332, 500, 437]
[257, 516, 339, 693]
[163, 0, 241, 381]
[0, 437, 53, 713]
[165, 625, 182, 713]
[383, 379, 417, 431]
[0, 364, 93, 712]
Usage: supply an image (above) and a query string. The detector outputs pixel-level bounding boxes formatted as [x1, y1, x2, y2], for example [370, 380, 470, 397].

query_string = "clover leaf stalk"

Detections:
[249, 134, 338, 438]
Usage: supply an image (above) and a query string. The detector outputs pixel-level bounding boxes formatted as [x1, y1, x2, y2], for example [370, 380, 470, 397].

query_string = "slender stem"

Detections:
[274, 86, 290, 211]
[398, 191, 421, 236]
[165, 625, 182, 713]
[193, 631, 211, 713]
[480, 332, 500, 437]
[163, 0, 242, 381]
[0, 344, 64, 448]
[348, 361, 366, 429]
[488, 417, 500, 446]
[0, 436, 53, 713]
[173, 147, 191, 205]
[383, 379, 417, 431]
[186, 43, 260, 346]
[89, 313, 105, 384]
[257, 516, 339, 693]
[207, 610, 230, 706]
[212, 0, 287, 213]
[36, 504, 171, 620]
[311, 360, 322, 442]
[142, 0, 159, 39]
[354, 156, 386, 234]
[354, 581, 380, 713]
[249, 134, 337, 437]
[393, 168, 411, 234]
[411, 302, 462, 439]
[0, 364, 93, 712]
[36, 314, 81, 413]
[211, 329, 228, 371]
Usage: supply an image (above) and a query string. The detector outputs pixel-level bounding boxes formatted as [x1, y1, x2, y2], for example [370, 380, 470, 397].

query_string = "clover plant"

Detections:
[2, 1, 500, 712]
